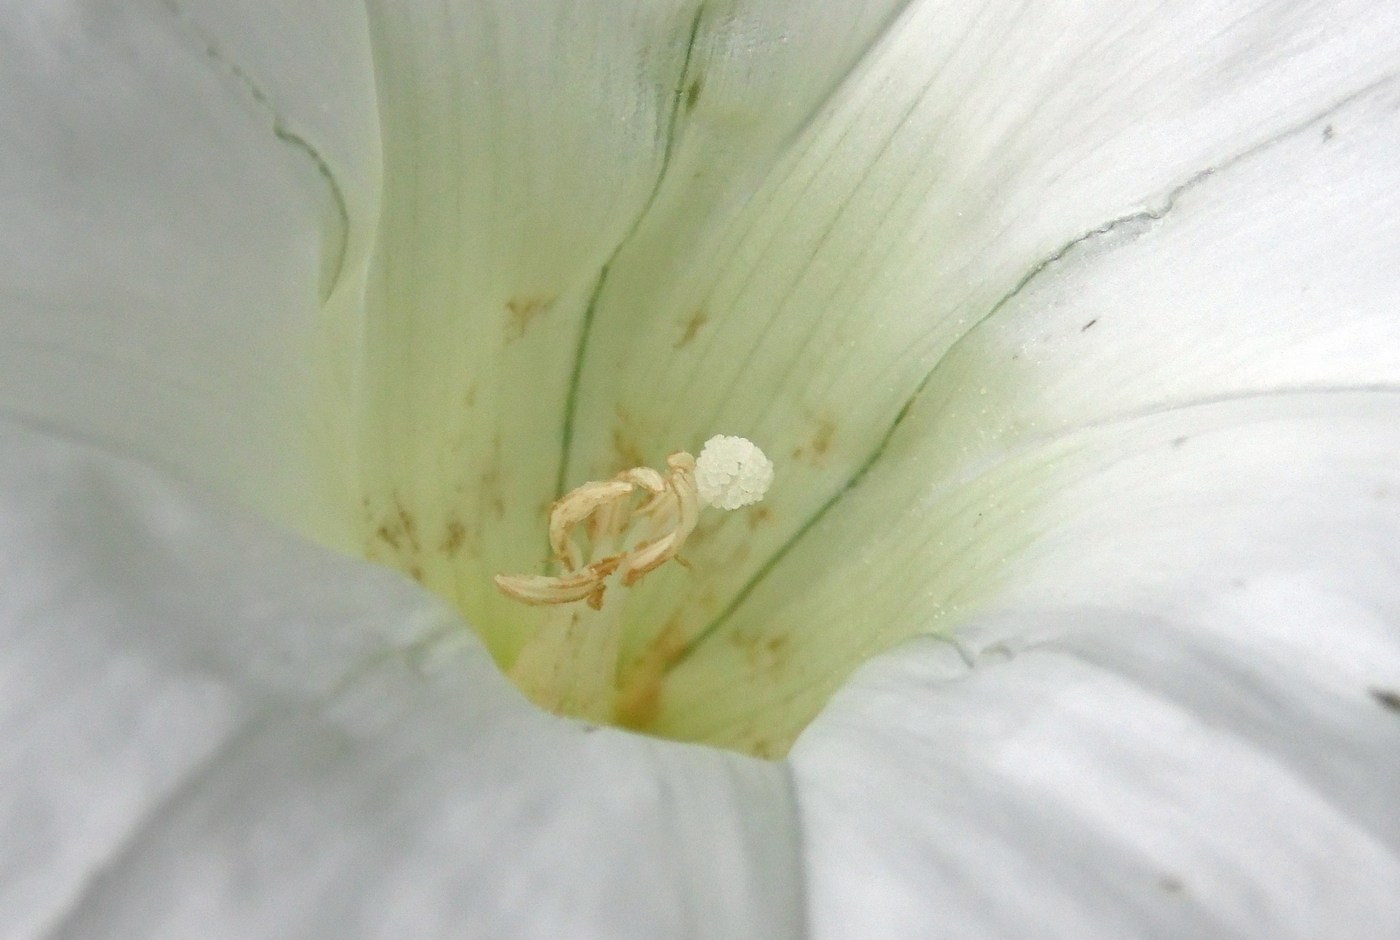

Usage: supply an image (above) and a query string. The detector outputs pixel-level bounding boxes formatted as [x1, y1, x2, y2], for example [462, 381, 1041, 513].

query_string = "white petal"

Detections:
[0, 418, 801, 939]
[0, 4, 379, 537]
[567, 0, 1400, 504]
[917, 79, 1400, 473]
[643, 22, 1400, 750]
[792, 395, 1400, 938]
[541, 0, 1395, 632]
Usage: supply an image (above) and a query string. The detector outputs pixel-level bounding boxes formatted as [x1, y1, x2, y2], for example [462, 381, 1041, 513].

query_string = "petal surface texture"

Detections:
[792, 397, 1400, 938]
[614, 0, 1400, 749]
[6, 0, 1400, 937]
[0, 418, 802, 940]
[348, 0, 923, 658]
[0, 2, 380, 540]
[782, 4, 1400, 936]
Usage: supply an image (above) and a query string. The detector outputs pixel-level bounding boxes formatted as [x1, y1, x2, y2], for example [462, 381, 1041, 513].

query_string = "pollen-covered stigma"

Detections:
[495, 435, 774, 726]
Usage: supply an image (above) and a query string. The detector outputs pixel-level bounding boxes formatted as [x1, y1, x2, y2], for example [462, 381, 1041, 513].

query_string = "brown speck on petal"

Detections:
[504, 296, 555, 342]
[614, 621, 688, 730]
[746, 505, 774, 530]
[376, 523, 399, 550]
[442, 520, 466, 554]
[612, 427, 645, 471]
[674, 309, 709, 349]
[794, 415, 835, 466]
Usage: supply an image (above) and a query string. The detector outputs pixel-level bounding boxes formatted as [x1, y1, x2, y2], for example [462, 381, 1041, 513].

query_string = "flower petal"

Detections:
[0, 4, 379, 537]
[644, 26, 1400, 750]
[575, 0, 1400, 476]
[0, 418, 801, 939]
[791, 394, 1400, 938]
[349, 0, 926, 655]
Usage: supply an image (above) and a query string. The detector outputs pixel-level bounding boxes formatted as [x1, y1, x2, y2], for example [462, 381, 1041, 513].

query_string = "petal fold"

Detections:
[0, 419, 802, 939]
[651, 47, 1400, 751]
[0, 3, 380, 538]
[791, 394, 1400, 938]
[349, 0, 923, 654]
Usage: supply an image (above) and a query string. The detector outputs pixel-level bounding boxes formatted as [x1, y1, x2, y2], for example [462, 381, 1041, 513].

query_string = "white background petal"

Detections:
[646, 9, 1400, 751]
[573, 0, 1400, 492]
[0, 3, 380, 540]
[0, 418, 801, 939]
[792, 397, 1400, 938]
[915, 79, 1400, 473]
[10, 1, 1400, 935]
[552, 0, 1400, 700]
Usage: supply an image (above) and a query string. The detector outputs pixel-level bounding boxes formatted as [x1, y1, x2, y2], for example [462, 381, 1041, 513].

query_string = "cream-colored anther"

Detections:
[620, 453, 698, 583]
[493, 569, 599, 607]
[495, 438, 770, 610]
[549, 479, 633, 572]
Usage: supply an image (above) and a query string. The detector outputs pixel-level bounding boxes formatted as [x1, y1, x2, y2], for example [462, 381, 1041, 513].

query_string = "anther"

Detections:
[494, 437, 772, 608]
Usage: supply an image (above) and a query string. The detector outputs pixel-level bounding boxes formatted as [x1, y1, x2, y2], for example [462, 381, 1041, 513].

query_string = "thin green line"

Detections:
[554, 3, 709, 502]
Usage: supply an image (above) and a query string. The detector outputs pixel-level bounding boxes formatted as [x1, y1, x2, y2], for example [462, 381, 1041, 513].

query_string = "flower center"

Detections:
[495, 437, 773, 728]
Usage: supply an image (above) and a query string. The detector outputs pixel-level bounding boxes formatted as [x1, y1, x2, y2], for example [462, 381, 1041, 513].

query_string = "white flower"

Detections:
[3, 2, 1400, 938]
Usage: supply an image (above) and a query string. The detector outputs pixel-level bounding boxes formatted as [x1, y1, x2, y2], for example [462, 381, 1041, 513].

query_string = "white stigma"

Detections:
[695, 435, 774, 510]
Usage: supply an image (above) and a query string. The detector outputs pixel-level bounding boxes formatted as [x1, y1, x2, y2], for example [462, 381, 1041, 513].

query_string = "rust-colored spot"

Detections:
[409, 565, 425, 584]
[505, 296, 555, 342]
[811, 416, 834, 457]
[442, 520, 466, 554]
[397, 505, 416, 538]
[614, 620, 689, 730]
[730, 628, 792, 672]
[674, 309, 709, 349]
[393, 499, 420, 551]
[730, 629, 762, 667]
[793, 415, 836, 465]
[746, 505, 775, 530]
[749, 738, 776, 760]
[480, 433, 506, 519]
[765, 635, 792, 676]
[375, 523, 400, 550]
[612, 427, 645, 472]
[686, 515, 722, 549]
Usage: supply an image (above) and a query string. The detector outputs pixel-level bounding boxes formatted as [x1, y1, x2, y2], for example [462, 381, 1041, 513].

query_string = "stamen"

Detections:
[494, 436, 772, 722]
